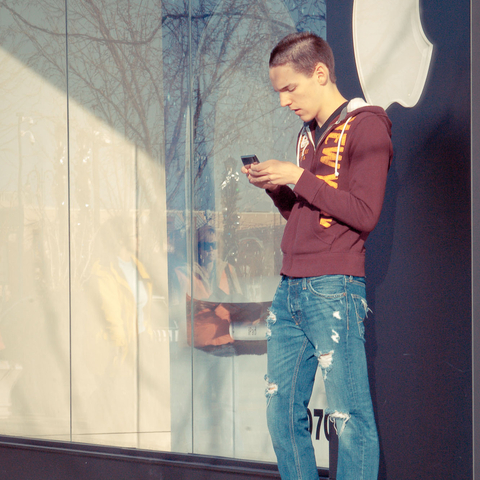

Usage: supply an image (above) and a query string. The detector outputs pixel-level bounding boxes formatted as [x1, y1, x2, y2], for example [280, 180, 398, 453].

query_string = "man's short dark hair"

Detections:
[269, 31, 336, 83]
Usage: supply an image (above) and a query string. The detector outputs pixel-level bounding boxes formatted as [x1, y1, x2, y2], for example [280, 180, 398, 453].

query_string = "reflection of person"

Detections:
[78, 215, 165, 438]
[195, 225, 241, 300]
[242, 32, 392, 480]
[175, 224, 241, 348]
[91, 216, 152, 362]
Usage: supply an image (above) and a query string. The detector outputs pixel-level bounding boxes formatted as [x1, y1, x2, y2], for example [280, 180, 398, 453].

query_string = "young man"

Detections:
[242, 32, 392, 480]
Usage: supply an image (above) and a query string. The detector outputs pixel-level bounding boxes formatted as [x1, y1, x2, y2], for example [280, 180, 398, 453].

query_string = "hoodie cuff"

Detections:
[292, 169, 322, 204]
[266, 185, 284, 199]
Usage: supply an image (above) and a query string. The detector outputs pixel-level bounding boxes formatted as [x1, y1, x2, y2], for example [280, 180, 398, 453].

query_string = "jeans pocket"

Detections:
[351, 293, 368, 340]
[307, 276, 346, 299]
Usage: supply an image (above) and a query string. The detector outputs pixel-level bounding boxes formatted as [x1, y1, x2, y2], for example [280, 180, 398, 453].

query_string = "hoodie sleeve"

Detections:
[293, 113, 392, 232]
[266, 184, 297, 220]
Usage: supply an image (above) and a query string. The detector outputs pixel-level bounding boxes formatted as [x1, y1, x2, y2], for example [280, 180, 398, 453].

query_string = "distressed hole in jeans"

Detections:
[318, 350, 334, 379]
[266, 309, 277, 340]
[264, 375, 278, 397]
[329, 411, 351, 437]
[331, 329, 340, 343]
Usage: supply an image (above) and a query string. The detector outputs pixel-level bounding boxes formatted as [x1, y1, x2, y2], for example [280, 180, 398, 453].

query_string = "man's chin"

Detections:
[296, 111, 314, 122]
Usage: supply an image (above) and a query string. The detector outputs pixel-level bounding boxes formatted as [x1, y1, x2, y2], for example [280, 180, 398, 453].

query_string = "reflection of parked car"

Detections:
[185, 296, 270, 347]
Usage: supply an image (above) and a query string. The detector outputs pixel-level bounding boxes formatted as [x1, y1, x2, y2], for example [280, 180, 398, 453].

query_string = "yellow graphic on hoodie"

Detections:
[316, 117, 356, 228]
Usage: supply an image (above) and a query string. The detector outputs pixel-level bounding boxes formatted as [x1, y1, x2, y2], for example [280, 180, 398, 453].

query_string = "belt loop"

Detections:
[302, 278, 307, 290]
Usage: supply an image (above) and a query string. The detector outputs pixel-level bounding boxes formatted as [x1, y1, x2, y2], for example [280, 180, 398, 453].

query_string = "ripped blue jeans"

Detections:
[265, 275, 379, 480]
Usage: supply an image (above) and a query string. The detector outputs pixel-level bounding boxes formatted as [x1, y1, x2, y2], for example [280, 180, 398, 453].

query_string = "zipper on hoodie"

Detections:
[296, 101, 348, 166]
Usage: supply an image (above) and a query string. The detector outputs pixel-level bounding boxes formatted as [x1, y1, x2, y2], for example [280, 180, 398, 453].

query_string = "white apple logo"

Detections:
[353, 0, 434, 109]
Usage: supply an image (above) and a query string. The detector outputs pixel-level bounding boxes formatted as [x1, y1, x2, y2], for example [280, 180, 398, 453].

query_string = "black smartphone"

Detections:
[241, 154, 259, 166]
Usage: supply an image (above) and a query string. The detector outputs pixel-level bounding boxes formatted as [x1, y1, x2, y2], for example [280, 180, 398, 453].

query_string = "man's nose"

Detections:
[279, 92, 291, 107]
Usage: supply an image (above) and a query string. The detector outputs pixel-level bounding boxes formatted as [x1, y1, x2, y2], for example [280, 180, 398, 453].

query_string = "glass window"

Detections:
[0, 0, 329, 468]
[0, 1, 70, 440]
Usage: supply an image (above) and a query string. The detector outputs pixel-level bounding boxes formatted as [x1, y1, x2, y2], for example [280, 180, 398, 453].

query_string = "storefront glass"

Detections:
[0, 0, 329, 467]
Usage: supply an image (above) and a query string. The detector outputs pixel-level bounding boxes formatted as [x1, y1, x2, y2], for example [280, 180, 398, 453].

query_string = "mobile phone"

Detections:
[241, 154, 259, 166]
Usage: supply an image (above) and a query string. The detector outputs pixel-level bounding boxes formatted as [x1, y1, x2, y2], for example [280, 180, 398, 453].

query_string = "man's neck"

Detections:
[315, 86, 347, 127]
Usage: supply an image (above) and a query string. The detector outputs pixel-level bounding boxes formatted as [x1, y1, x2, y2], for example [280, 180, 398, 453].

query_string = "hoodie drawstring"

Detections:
[297, 114, 353, 176]
[335, 117, 352, 177]
[296, 125, 314, 166]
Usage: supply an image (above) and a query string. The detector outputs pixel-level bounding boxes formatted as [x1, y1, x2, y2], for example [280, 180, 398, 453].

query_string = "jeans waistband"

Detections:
[281, 274, 365, 288]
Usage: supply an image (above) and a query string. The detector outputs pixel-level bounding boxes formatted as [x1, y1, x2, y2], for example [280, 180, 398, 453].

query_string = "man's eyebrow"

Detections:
[276, 83, 296, 92]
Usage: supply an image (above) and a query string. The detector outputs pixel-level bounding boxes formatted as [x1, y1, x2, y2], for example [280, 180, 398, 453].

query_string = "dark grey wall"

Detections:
[328, 1, 472, 478]
[473, 0, 479, 478]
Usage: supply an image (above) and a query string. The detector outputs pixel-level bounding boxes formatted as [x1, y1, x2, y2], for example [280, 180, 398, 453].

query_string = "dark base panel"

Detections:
[0, 436, 330, 480]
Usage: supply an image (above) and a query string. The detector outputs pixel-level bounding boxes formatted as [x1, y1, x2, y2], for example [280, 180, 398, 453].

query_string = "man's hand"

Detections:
[241, 160, 304, 190]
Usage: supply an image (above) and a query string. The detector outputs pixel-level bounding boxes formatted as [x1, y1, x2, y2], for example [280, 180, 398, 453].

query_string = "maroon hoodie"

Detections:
[268, 98, 393, 278]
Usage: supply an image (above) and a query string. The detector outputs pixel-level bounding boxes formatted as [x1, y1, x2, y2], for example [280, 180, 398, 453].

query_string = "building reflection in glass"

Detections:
[0, 0, 328, 467]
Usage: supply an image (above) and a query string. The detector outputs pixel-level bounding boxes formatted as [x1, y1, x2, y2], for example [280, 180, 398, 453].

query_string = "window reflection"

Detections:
[0, 1, 70, 437]
[0, 0, 328, 467]
[73, 213, 170, 450]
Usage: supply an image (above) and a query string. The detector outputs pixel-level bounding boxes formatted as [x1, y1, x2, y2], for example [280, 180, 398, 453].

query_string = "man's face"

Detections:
[269, 63, 323, 123]
[198, 231, 217, 267]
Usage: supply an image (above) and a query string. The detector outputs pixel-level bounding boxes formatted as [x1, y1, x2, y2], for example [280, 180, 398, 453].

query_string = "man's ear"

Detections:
[314, 63, 329, 85]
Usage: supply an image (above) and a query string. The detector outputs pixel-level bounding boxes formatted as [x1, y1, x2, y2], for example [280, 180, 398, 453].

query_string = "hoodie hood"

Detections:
[343, 98, 392, 132]
[296, 98, 392, 171]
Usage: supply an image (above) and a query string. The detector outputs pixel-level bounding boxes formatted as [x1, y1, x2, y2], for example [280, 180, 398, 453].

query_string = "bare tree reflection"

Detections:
[0, 0, 326, 277]
[0, 0, 326, 451]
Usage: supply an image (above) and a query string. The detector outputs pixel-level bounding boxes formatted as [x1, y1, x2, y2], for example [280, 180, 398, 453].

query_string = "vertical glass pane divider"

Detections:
[135, 143, 140, 448]
[64, 0, 73, 444]
[187, 0, 195, 455]
[15, 115, 24, 301]
[232, 355, 236, 458]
